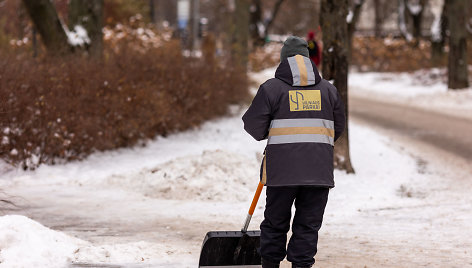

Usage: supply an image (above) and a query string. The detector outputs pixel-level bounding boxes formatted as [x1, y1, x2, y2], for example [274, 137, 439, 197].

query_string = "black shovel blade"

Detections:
[198, 230, 261, 267]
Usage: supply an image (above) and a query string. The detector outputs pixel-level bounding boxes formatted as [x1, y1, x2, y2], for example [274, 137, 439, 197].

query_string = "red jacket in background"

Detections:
[307, 31, 321, 66]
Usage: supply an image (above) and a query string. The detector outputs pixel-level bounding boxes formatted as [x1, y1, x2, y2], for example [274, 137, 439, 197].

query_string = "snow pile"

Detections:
[0, 215, 193, 267]
[0, 215, 87, 268]
[105, 150, 260, 202]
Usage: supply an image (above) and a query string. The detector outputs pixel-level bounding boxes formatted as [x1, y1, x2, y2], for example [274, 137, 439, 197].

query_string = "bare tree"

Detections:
[374, 0, 382, 37]
[149, 0, 156, 24]
[189, 0, 200, 51]
[398, 0, 413, 41]
[347, 0, 365, 59]
[232, 0, 250, 70]
[321, 0, 354, 173]
[22, 0, 70, 55]
[406, 0, 427, 39]
[263, 0, 285, 38]
[431, 0, 447, 66]
[69, 0, 104, 58]
[249, 0, 263, 46]
[398, 0, 427, 42]
[155, 0, 177, 28]
[249, 0, 285, 47]
[447, 0, 469, 89]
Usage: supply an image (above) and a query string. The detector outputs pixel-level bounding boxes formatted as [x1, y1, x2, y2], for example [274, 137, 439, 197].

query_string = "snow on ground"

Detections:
[0, 68, 471, 267]
[0, 215, 191, 267]
[0, 215, 87, 268]
[349, 68, 472, 119]
[104, 150, 260, 202]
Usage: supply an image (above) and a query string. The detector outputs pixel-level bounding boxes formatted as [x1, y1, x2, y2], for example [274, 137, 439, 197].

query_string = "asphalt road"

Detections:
[350, 95, 472, 161]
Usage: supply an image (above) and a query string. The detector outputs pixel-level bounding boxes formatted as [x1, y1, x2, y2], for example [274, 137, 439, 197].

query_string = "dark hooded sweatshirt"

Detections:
[242, 55, 345, 187]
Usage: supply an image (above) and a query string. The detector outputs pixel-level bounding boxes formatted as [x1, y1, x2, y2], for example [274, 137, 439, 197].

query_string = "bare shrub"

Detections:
[249, 42, 283, 72]
[351, 36, 434, 72]
[0, 40, 248, 169]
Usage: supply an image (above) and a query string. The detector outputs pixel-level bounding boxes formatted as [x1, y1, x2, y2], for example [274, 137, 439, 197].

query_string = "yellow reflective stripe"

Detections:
[295, 55, 308, 86]
[269, 127, 335, 138]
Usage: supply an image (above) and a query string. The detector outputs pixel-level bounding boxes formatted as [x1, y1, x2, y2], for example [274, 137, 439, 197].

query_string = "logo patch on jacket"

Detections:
[289, 90, 321, 111]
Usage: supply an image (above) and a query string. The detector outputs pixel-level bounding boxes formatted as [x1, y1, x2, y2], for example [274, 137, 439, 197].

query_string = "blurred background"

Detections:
[1, 0, 471, 170]
[0, 0, 471, 267]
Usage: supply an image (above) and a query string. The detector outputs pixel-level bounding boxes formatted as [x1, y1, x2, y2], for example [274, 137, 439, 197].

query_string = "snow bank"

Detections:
[349, 69, 472, 119]
[105, 150, 260, 202]
[0, 215, 87, 268]
[349, 70, 447, 97]
[0, 215, 193, 267]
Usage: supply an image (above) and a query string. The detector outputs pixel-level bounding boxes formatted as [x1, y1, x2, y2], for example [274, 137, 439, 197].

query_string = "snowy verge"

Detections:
[0, 215, 87, 268]
[1, 67, 471, 267]
[349, 69, 472, 119]
[0, 215, 193, 268]
[104, 150, 260, 202]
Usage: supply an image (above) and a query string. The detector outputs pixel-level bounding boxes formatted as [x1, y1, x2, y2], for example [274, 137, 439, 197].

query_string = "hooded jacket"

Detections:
[242, 55, 345, 187]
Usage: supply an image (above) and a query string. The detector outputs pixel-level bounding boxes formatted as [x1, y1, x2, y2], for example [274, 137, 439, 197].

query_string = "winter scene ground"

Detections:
[1, 68, 472, 268]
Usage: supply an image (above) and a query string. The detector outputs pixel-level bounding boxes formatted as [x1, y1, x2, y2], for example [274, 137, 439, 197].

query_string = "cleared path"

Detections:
[350, 94, 472, 161]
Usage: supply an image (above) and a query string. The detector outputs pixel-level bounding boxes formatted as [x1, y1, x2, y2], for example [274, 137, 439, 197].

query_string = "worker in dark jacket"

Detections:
[242, 36, 346, 268]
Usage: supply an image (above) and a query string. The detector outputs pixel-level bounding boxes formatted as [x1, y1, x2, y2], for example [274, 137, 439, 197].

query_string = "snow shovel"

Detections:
[198, 181, 264, 267]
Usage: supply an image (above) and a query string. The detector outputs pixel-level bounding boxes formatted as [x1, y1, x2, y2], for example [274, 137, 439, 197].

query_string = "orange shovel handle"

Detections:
[242, 181, 264, 233]
[248, 181, 264, 216]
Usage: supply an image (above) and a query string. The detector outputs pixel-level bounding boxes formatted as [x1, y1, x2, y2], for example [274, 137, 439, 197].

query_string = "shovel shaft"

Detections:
[249, 181, 264, 216]
[242, 181, 264, 233]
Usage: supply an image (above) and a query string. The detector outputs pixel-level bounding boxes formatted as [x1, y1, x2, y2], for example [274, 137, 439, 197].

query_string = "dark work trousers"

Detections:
[260, 186, 329, 267]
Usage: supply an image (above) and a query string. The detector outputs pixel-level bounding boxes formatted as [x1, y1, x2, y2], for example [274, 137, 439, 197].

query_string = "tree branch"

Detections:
[347, 0, 365, 34]
[264, 0, 285, 37]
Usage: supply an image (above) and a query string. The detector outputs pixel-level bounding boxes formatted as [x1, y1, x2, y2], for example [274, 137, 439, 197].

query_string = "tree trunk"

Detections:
[158, 0, 177, 28]
[69, 0, 104, 58]
[447, 0, 469, 89]
[398, 0, 413, 41]
[189, 0, 200, 51]
[22, 0, 70, 55]
[18, 2, 27, 39]
[347, 0, 365, 61]
[249, 0, 285, 48]
[374, 0, 382, 37]
[263, 0, 285, 41]
[232, 0, 250, 71]
[249, 0, 263, 47]
[149, 0, 156, 24]
[407, 0, 426, 39]
[321, 0, 355, 174]
[431, 0, 447, 66]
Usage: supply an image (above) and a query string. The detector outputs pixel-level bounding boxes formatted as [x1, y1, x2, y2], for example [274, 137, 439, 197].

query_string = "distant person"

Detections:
[243, 36, 346, 268]
[306, 31, 321, 66]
